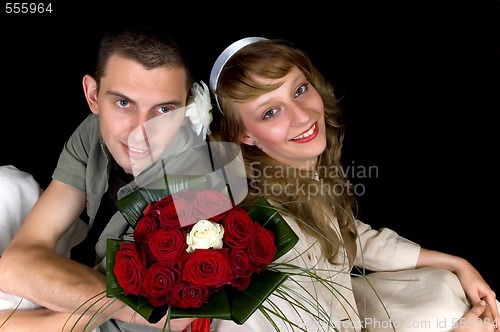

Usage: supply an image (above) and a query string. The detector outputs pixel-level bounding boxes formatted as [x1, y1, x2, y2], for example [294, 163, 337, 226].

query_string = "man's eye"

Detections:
[263, 108, 278, 119]
[117, 100, 129, 107]
[158, 106, 173, 114]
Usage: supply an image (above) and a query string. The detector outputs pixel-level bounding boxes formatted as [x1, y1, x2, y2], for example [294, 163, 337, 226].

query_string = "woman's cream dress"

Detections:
[211, 212, 480, 331]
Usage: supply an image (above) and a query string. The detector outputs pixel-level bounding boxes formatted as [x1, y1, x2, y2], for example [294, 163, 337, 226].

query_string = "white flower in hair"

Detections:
[185, 81, 212, 140]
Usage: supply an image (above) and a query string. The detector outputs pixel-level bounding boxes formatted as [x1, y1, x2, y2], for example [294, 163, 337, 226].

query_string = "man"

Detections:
[0, 26, 211, 331]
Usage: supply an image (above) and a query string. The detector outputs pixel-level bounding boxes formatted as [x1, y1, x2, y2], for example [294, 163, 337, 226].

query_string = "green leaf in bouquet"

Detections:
[228, 269, 288, 325]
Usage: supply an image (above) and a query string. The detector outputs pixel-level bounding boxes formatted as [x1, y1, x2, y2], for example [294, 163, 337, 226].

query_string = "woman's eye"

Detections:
[263, 108, 278, 119]
[294, 84, 307, 98]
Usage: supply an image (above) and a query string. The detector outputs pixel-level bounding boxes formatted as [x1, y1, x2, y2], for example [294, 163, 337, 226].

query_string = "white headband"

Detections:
[209, 37, 268, 112]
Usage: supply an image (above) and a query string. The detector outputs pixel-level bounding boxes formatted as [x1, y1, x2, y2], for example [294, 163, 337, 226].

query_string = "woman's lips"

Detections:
[290, 123, 318, 143]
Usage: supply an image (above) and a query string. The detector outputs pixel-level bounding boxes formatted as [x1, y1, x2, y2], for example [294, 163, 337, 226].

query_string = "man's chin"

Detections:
[131, 154, 166, 177]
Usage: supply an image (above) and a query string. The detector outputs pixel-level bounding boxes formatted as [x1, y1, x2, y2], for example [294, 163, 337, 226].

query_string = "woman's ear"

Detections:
[82, 75, 99, 114]
[240, 133, 254, 146]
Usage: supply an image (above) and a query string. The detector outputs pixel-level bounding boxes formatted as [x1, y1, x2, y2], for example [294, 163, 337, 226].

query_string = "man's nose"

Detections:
[128, 111, 156, 144]
[135, 110, 156, 127]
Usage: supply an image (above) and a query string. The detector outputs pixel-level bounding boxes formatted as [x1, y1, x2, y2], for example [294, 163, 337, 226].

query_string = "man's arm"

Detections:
[1, 180, 92, 307]
[0, 179, 131, 320]
[0, 180, 103, 308]
[0, 179, 195, 330]
[0, 307, 103, 332]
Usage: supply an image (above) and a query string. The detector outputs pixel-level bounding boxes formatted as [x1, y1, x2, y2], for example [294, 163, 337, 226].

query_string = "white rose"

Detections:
[185, 81, 213, 140]
[186, 219, 224, 253]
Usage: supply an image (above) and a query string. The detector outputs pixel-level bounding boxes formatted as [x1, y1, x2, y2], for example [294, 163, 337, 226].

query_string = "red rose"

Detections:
[228, 248, 253, 291]
[228, 248, 253, 279]
[247, 223, 277, 272]
[222, 207, 255, 248]
[169, 281, 211, 308]
[230, 276, 252, 291]
[148, 229, 187, 265]
[157, 200, 183, 230]
[142, 203, 157, 218]
[144, 195, 173, 217]
[164, 198, 197, 228]
[182, 249, 233, 288]
[133, 215, 159, 244]
[192, 190, 232, 221]
[113, 242, 145, 296]
[143, 263, 179, 307]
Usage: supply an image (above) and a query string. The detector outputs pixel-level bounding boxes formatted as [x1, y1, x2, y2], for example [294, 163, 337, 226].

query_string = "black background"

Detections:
[1, 2, 499, 292]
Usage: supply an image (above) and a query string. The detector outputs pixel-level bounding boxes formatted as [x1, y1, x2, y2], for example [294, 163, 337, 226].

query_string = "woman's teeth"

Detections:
[292, 124, 316, 140]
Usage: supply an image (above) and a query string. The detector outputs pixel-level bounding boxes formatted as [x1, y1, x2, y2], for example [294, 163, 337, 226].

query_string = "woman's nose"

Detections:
[289, 104, 310, 125]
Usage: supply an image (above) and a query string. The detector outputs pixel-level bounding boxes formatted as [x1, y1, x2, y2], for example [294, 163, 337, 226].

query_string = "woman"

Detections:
[207, 37, 498, 331]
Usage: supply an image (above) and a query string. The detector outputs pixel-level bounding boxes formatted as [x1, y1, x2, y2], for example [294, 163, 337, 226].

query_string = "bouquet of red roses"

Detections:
[106, 177, 298, 325]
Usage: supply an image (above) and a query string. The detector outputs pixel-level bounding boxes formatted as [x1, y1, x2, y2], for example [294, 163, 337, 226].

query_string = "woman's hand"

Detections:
[454, 300, 497, 331]
[417, 248, 499, 328]
[454, 258, 499, 328]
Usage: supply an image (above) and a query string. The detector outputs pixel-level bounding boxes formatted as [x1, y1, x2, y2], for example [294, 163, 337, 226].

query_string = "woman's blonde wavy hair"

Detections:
[210, 39, 359, 267]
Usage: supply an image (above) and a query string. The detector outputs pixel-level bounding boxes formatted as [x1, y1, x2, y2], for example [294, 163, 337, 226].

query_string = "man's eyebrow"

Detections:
[106, 90, 131, 101]
[106, 90, 185, 108]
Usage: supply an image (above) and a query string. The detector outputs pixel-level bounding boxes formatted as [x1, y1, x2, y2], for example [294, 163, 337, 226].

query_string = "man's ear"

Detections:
[82, 74, 99, 114]
[240, 133, 254, 146]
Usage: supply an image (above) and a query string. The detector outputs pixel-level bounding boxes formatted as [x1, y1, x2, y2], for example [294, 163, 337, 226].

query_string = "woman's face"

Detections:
[236, 66, 326, 170]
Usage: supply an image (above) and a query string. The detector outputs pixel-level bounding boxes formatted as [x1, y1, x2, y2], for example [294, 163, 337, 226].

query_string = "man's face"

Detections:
[93, 55, 189, 175]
